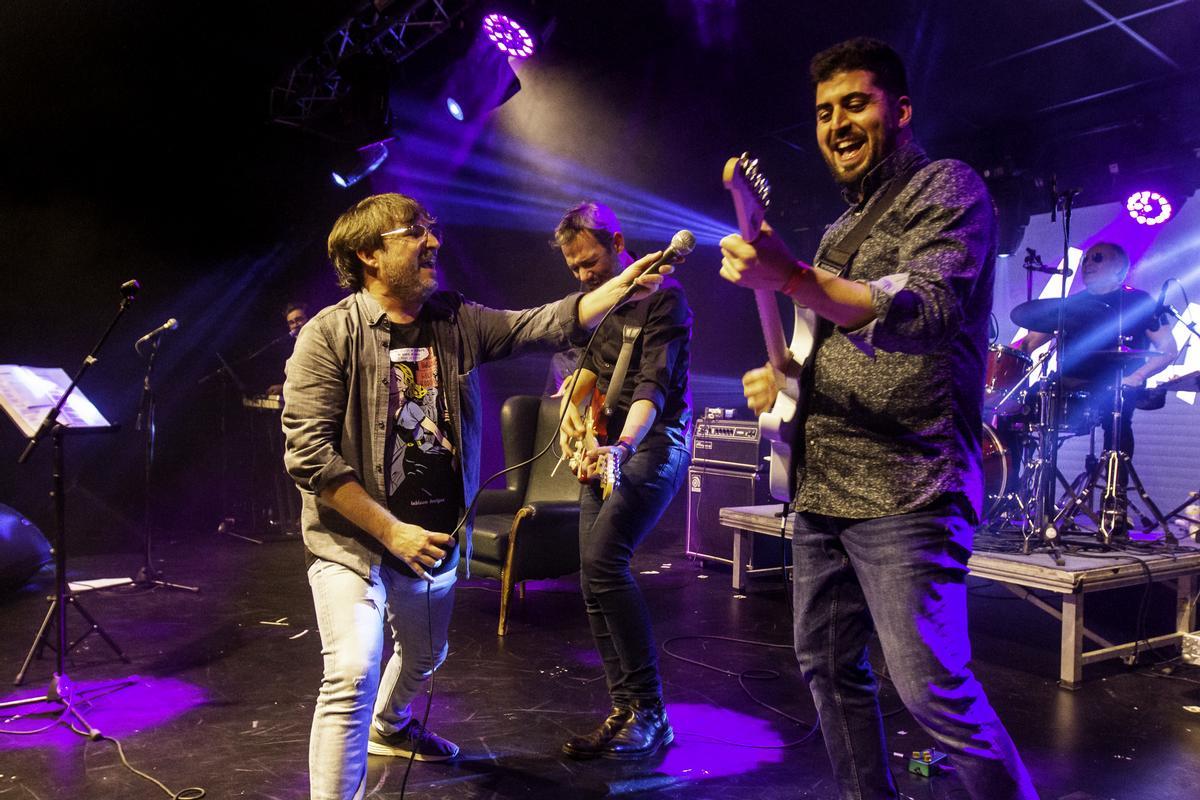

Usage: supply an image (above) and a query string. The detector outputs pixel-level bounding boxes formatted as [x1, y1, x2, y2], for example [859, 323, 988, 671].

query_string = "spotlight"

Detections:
[331, 139, 391, 189]
[1126, 190, 1173, 225]
[446, 97, 465, 121]
[482, 13, 535, 59]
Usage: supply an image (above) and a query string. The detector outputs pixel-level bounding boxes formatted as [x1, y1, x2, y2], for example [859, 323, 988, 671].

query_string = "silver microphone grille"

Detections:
[671, 230, 696, 257]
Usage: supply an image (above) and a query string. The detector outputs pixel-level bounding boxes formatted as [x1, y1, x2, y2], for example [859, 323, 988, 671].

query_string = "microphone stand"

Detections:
[131, 336, 199, 592]
[1030, 183, 1079, 562]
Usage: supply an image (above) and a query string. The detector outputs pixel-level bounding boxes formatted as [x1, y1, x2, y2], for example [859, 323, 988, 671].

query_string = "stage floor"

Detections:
[1, 528, 1198, 799]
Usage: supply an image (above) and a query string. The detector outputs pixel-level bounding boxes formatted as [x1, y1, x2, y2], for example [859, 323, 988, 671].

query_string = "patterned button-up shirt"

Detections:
[793, 140, 997, 522]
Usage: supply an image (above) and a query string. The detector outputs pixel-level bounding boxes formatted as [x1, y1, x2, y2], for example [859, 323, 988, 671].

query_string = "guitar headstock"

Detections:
[722, 152, 770, 242]
[599, 450, 619, 501]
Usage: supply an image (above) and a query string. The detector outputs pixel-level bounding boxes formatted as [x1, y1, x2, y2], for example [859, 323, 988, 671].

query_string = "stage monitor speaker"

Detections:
[0, 504, 52, 595]
[685, 466, 790, 572]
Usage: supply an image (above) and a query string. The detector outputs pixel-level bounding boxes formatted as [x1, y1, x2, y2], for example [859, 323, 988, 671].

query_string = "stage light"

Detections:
[1126, 190, 1173, 225]
[446, 97, 465, 121]
[331, 140, 391, 188]
[483, 13, 535, 59]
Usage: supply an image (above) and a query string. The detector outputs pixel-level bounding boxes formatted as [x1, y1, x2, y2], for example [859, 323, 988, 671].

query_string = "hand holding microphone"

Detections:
[616, 229, 696, 303]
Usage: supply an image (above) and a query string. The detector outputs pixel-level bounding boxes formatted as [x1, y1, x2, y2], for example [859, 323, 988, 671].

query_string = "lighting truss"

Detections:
[270, 0, 476, 130]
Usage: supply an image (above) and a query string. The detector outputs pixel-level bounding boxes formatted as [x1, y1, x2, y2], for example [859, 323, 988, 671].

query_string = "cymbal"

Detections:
[1009, 296, 1107, 333]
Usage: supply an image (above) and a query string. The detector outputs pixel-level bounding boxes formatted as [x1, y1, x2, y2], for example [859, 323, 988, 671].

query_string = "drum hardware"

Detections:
[1055, 360, 1176, 546]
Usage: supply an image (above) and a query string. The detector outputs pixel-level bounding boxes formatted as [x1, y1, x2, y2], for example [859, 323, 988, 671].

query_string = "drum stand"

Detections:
[1051, 368, 1176, 546]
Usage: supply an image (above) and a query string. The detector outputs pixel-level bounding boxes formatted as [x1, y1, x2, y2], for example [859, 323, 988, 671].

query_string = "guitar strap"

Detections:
[816, 165, 920, 277]
[790, 166, 921, 495]
[601, 298, 653, 420]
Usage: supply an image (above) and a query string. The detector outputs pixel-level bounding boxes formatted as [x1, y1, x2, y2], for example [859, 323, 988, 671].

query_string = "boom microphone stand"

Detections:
[1024, 179, 1083, 562]
[130, 332, 199, 592]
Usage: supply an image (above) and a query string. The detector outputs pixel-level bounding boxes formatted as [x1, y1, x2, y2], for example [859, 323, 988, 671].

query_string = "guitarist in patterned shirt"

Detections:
[718, 39, 1037, 799]
[553, 201, 693, 760]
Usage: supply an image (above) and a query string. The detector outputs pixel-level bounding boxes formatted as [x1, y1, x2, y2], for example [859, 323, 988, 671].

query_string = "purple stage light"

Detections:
[1126, 190, 1173, 226]
[482, 13, 535, 59]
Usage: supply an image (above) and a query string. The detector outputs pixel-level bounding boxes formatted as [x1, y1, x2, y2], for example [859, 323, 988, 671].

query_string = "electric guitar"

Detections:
[568, 387, 619, 500]
[723, 152, 817, 501]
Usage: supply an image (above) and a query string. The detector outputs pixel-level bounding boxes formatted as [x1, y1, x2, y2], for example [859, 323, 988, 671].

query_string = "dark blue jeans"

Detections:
[579, 445, 689, 705]
[791, 498, 1037, 800]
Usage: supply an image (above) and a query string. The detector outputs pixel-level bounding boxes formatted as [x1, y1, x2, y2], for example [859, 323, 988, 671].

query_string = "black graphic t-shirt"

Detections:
[383, 317, 460, 578]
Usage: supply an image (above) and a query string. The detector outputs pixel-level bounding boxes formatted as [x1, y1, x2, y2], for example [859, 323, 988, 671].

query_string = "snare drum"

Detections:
[984, 344, 1033, 416]
[1016, 384, 1099, 436]
[982, 422, 1011, 518]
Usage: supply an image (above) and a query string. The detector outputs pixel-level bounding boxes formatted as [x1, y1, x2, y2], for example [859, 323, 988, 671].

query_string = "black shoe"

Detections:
[367, 718, 459, 761]
[562, 706, 633, 760]
[602, 699, 673, 760]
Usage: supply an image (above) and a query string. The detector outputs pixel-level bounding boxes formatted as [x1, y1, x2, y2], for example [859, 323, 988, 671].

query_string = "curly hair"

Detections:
[809, 37, 909, 99]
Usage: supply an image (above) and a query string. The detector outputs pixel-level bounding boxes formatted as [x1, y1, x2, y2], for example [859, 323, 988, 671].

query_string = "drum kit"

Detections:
[980, 294, 1183, 550]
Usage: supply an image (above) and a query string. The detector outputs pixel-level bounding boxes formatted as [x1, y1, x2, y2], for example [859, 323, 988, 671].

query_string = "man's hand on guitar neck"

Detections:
[720, 222, 876, 330]
[720, 222, 804, 293]
[743, 361, 786, 416]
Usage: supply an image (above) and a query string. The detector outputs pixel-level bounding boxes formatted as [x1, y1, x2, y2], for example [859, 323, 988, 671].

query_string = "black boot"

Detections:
[602, 699, 673, 760]
[562, 706, 632, 759]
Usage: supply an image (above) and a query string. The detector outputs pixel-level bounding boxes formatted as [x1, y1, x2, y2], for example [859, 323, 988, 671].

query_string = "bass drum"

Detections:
[982, 422, 1011, 520]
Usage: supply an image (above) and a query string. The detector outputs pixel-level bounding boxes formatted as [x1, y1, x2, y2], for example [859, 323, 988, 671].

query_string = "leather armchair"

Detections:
[468, 395, 583, 635]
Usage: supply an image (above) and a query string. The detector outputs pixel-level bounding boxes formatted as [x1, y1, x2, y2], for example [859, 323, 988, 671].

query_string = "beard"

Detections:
[822, 126, 898, 189]
[385, 255, 438, 303]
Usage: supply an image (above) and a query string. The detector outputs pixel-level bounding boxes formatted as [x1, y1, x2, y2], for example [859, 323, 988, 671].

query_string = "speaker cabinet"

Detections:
[685, 466, 790, 571]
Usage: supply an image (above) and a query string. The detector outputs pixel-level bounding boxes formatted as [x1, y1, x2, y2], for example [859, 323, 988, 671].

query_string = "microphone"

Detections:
[1156, 281, 1170, 317]
[1021, 247, 1072, 276]
[134, 318, 179, 353]
[618, 229, 695, 302]
[121, 279, 142, 298]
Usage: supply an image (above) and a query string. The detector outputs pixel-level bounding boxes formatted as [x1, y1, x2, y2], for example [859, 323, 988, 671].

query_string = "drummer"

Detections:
[1014, 242, 1177, 457]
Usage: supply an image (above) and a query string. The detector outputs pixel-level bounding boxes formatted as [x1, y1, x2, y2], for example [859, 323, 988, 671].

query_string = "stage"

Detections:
[2, 525, 1198, 799]
[721, 504, 1200, 690]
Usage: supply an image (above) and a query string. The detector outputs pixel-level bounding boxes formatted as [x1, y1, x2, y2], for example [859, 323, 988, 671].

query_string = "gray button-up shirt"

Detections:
[282, 289, 585, 578]
[794, 140, 996, 522]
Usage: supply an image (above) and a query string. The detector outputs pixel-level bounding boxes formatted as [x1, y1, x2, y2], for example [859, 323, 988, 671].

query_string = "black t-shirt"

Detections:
[381, 316, 460, 578]
[1060, 286, 1163, 386]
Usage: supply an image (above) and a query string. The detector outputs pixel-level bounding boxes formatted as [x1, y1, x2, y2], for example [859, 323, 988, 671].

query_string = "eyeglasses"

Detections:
[381, 223, 441, 243]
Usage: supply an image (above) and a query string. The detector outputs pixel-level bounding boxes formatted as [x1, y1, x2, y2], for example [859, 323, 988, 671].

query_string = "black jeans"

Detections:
[578, 444, 689, 705]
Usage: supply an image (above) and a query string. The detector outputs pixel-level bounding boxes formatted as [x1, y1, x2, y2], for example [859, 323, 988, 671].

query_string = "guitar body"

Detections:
[724, 154, 818, 502]
[757, 304, 817, 501]
[569, 387, 620, 500]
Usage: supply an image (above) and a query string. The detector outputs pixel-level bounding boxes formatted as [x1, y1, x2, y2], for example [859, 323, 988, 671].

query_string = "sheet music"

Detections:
[0, 365, 113, 438]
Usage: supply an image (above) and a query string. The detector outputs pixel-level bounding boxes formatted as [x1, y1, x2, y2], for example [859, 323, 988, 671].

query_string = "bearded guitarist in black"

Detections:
[554, 201, 692, 760]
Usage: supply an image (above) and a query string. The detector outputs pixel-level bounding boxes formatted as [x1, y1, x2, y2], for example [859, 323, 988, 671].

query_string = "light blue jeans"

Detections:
[306, 559, 456, 800]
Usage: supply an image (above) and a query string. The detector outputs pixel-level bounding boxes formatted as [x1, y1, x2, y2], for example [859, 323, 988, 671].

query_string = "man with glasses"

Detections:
[282, 193, 672, 799]
[1017, 242, 1177, 463]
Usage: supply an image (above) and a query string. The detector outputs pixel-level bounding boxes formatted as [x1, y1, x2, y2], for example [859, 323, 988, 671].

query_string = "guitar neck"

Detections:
[754, 290, 789, 370]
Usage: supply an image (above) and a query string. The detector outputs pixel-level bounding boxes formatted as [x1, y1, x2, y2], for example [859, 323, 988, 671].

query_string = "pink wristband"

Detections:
[780, 265, 807, 296]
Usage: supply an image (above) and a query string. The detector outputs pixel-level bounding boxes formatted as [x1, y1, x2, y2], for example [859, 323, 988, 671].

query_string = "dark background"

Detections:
[2, 0, 1198, 552]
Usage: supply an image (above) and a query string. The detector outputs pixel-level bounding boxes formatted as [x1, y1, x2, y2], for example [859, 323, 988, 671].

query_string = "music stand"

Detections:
[0, 280, 136, 734]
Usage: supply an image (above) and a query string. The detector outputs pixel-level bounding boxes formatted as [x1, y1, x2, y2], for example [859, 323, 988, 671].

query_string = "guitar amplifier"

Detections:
[685, 465, 790, 572]
[691, 419, 769, 472]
